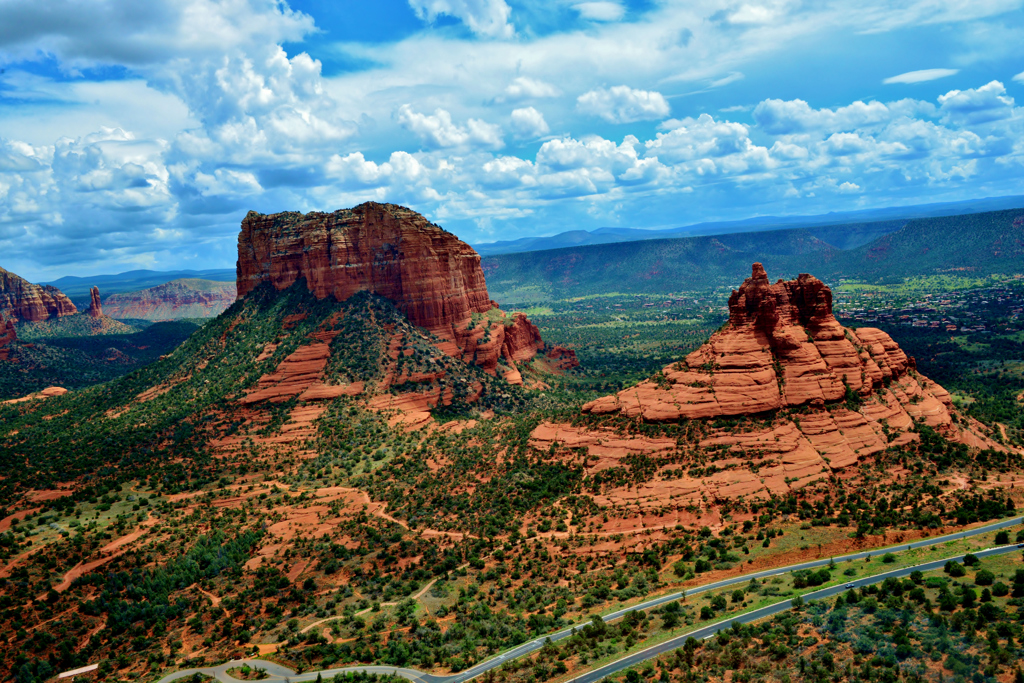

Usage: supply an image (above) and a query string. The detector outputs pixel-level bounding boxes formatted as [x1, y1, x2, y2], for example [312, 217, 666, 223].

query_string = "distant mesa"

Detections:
[237, 202, 576, 383]
[0, 266, 77, 322]
[88, 286, 103, 318]
[102, 279, 237, 321]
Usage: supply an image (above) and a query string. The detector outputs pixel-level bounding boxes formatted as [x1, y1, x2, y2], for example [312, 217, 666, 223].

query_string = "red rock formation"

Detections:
[2, 386, 68, 404]
[502, 313, 543, 363]
[88, 286, 103, 318]
[545, 345, 579, 371]
[236, 203, 550, 376]
[102, 279, 236, 320]
[0, 266, 77, 322]
[582, 263, 1003, 453]
[0, 313, 15, 361]
[529, 263, 1012, 518]
[585, 263, 923, 420]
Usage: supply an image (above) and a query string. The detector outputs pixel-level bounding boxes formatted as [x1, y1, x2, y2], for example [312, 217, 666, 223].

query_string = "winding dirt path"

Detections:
[198, 587, 223, 607]
[333, 487, 479, 540]
[299, 564, 467, 634]
[52, 516, 160, 593]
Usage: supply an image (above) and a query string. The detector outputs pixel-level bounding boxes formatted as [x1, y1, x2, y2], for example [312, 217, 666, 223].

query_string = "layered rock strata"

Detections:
[88, 287, 102, 318]
[0, 266, 77, 322]
[236, 203, 567, 378]
[585, 263, 935, 420]
[562, 263, 1006, 509]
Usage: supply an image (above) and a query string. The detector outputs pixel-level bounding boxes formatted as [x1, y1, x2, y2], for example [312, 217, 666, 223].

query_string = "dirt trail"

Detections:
[299, 565, 467, 634]
[0, 508, 41, 532]
[52, 554, 122, 593]
[198, 587, 222, 607]
[333, 487, 479, 540]
[0, 545, 46, 579]
[52, 516, 160, 593]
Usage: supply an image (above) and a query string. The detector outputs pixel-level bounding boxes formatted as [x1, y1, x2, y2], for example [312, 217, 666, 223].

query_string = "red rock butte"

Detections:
[0, 266, 77, 322]
[585, 263, 948, 420]
[525, 263, 1012, 512]
[236, 202, 576, 380]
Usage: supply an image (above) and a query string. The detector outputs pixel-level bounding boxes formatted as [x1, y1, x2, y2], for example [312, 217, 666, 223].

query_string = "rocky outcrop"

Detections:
[88, 287, 102, 318]
[0, 266, 77, 322]
[0, 313, 15, 361]
[534, 263, 1010, 518]
[502, 313, 543, 363]
[236, 203, 551, 376]
[102, 279, 236, 320]
[545, 345, 579, 371]
[2, 386, 67, 404]
[585, 263, 926, 420]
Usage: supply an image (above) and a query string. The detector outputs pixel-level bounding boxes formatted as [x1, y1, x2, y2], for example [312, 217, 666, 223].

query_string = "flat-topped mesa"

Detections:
[237, 202, 560, 378]
[584, 263, 951, 424]
[88, 286, 103, 318]
[0, 266, 78, 322]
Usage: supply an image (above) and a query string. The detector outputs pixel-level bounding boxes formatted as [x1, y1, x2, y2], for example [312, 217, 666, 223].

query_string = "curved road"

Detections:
[155, 516, 1023, 683]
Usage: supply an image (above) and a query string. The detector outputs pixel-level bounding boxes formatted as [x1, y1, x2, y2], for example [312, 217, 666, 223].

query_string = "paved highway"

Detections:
[571, 543, 1021, 683]
[154, 516, 1022, 683]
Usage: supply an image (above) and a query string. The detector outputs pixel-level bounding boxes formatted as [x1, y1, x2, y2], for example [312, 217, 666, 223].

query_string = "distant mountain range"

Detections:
[481, 207, 1024, 304]
[43, 268, 235, 309]
[473, 194, 1024, 255]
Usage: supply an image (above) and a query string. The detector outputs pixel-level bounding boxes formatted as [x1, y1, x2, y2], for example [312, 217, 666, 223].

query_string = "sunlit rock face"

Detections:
[584, 263, 930, 420]
[0, 266, 77, 322]
[236, 202, 572, 379]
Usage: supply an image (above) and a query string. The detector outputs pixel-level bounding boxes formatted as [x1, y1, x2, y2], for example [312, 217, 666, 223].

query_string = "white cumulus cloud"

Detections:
[510, 107, 550, 139]
[397, 105, 505, 150]
[574, 2, 625, 21]
[576, 85, 670, 124]
[500, 77, 561, 102]
[938, 80, 1015, 125]
[753, 98, 894, 135]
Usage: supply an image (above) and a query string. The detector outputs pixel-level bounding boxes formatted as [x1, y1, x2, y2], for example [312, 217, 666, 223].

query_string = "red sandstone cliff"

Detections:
[88, 286, 102, 318]
[236, 203, 563, 380]
[0, 267, 77, 322]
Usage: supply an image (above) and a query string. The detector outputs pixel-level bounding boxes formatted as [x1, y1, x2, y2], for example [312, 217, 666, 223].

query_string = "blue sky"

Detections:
[2, 0, 1024, 280]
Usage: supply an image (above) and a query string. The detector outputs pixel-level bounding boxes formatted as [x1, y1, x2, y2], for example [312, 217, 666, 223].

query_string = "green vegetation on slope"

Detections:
[0, 319, 202, 399]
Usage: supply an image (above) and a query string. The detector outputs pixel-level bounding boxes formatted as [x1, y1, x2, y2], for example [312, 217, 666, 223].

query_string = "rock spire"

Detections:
[88, 286, 103, 318]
